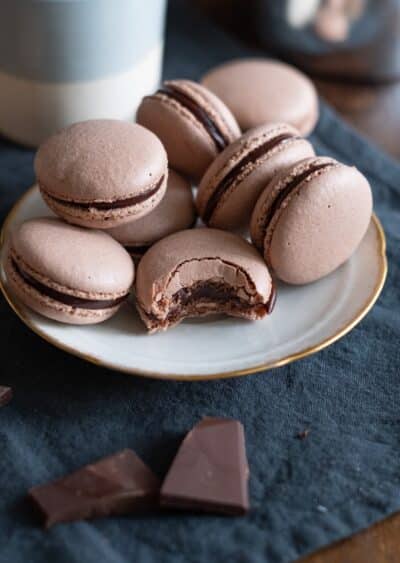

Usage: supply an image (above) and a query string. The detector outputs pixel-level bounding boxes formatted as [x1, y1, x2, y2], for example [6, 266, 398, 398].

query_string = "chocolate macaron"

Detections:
[250, 156, 373, 285]
[135, 228, 276, 333]
[202, 58, 319, 135]
[136, 80, 241, 181]
[108, 170, 196, 261]
[196, 123, 314, 230]
[35, 119, 168, 229]
[5, 218, 134, 324]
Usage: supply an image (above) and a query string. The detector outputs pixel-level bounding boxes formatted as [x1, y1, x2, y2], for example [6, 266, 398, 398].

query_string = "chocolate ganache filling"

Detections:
[156, 85, 230, 151]
[203, 132, 298, 223]
[148, 280, 276, 323]
[12, 259, 129, 309]
[44, 176, 164, 211]
[175, 281, 276, 313]
[260, 162, 334, 239]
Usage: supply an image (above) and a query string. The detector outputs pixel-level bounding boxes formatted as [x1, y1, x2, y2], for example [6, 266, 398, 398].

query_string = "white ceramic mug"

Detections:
[0, 0, 166, 146]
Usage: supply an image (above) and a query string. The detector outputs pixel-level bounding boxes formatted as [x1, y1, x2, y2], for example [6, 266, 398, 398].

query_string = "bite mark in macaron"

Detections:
[135, 228, 276, 333]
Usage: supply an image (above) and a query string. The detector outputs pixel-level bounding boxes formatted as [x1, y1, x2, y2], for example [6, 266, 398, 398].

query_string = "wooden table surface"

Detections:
[192, 1, 400, 560]
[314, 79, 400, 161]
[300, 512, 400, 563]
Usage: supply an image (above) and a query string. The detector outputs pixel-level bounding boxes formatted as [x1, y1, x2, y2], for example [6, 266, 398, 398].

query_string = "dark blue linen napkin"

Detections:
[0, 2, 399, 562]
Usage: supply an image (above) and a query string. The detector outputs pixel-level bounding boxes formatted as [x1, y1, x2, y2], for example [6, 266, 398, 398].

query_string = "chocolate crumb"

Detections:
[296, 429, 310, 440]
[0, 386, 12, 408]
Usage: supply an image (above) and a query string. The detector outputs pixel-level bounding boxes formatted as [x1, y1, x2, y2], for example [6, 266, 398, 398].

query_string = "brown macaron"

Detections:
[107, 170, 196, 261]
[135, 228, 276, 333]
[6, 218, 134, 324]
[196, 123, 315, 230]
[202, 58, 319, 136]
[250, 156, 373, 284]
[136, 80, 241, 181]
[35, 119, 168, 229]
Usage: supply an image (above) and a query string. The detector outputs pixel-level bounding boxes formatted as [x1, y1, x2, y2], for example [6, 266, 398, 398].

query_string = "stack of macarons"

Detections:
[6, 58, 373, 333]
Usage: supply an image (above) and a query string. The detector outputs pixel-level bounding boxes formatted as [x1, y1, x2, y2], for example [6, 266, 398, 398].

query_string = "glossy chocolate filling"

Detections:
[12, 258, 129, 310]
[147, 280, 276, 323]
[203, 133, 298, 223]
[175, 282, 276, 315]
[260, 162, 334, 241]
[43, 176, 164, 211]
[157, 85, 230, 151]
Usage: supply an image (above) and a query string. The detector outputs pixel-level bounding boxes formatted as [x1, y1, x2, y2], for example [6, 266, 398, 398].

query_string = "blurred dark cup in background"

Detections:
[209, 0, 400, 83]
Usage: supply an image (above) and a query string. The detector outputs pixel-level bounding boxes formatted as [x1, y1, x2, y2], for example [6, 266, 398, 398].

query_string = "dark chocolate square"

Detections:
[160, 417, 249, 515]
[29, 449, 160, 528]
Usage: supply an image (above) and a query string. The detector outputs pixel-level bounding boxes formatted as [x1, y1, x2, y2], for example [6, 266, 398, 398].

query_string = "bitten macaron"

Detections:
[202, 58, 319, 135]
[135, 228, 276, 333]
[108, 170, 196, 261]
[250, 156, 373, 284]
[136, 79, 241, 181]
[5, 218, 134, 324]
[196, 123, 314, 230]
[35, 119, 168, 229]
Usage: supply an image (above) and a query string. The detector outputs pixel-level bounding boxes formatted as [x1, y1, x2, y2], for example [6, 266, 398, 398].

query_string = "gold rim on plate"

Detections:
[0, 185, 388, 381]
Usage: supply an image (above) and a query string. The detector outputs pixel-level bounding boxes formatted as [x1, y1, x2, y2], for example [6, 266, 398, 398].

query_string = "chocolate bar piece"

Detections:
[29, 449, 160, 528]
[160, 417, 249, 515]
[0, 386, 12, 407]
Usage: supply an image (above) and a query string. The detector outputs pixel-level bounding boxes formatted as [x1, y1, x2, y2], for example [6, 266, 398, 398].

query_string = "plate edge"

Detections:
[0, 185, 388, 381]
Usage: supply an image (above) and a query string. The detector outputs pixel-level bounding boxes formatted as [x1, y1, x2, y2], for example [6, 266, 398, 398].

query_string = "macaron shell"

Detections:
[250, 167, 287, 252]
[197, 124, 314, 230]
[41, 174, 168, 229]
[136, 228, 272, 313]
[136, 80, 240, 181]
[250, 156, 336, 252]
[5, 255, 119, 325]
[136, 96, 214, 181]
[107, 170, 196, 246]
[11, 218, 134, 295]
[35, 120, 167, 202]
[267, 165, 373, 284]
[202, 59, 319, 135]
[180, 80, 241, 141]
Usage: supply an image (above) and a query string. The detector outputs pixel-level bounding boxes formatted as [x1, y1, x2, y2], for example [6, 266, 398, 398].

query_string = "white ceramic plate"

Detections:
[0, 186, 387, 380]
